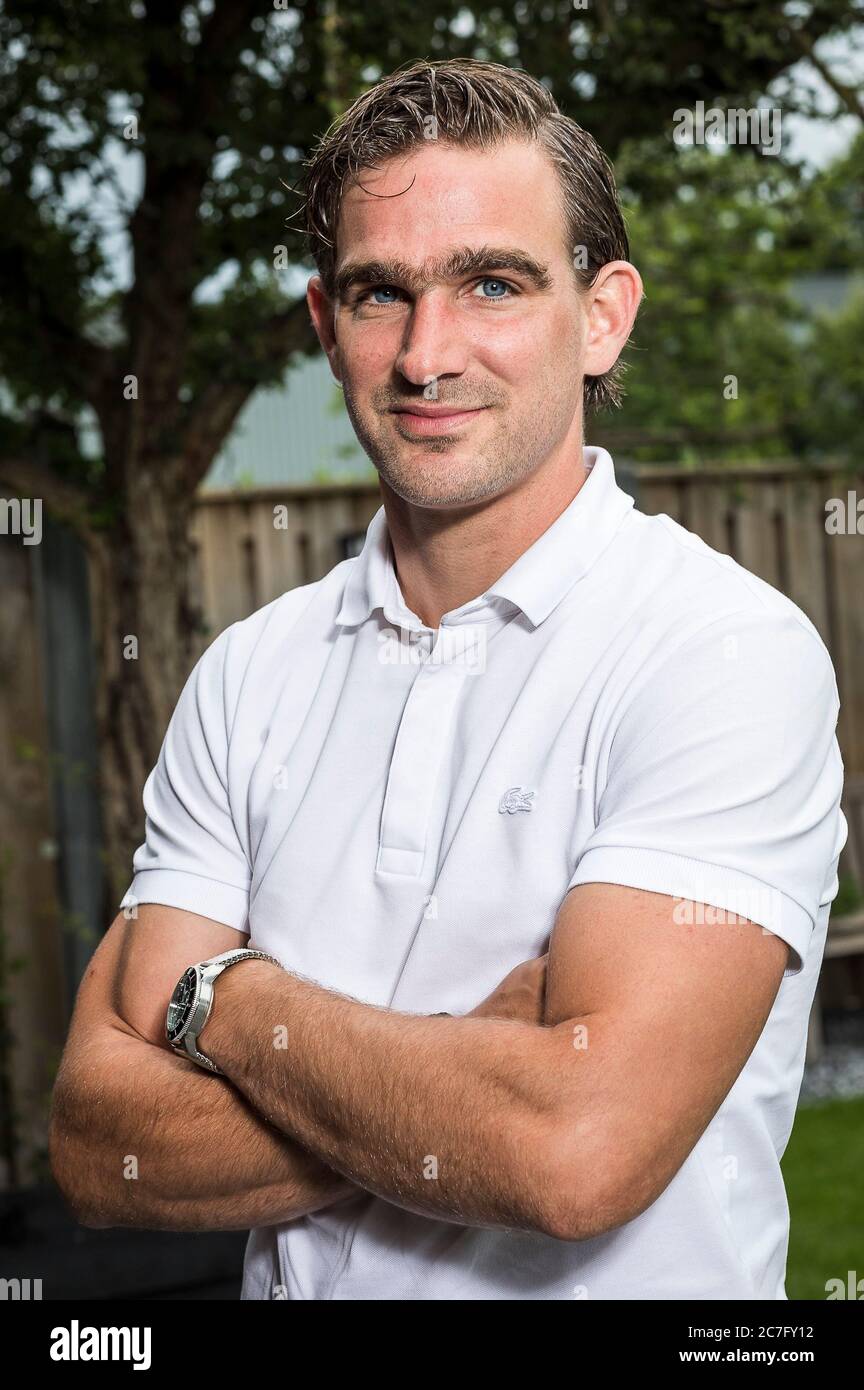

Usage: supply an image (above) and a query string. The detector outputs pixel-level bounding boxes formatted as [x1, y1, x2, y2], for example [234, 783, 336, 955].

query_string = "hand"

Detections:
[465, 953, 548, 1025]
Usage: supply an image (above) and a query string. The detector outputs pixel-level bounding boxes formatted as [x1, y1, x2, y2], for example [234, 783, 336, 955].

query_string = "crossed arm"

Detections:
[48, 902, 541, 1232]
[51, 881, 788, 1238]
[196, 880, 789, 1241]
[49, 909, 355, 1231]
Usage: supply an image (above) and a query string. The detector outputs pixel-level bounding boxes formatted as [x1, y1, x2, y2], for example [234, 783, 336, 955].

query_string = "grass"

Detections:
[782, 1094, 864, 1299]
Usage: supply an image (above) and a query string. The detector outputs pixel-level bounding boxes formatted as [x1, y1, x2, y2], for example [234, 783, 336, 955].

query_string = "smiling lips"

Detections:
[390, 405, 486, 435]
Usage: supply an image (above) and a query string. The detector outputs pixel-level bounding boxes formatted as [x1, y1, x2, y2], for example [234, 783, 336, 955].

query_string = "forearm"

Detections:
[49, 1023, 358, 1231]
[201, 966, 565, 1236]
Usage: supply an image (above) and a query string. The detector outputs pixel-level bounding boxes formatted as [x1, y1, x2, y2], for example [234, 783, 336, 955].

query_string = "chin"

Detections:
[379, 454, 521, 509]
[385, 475, 502, 509]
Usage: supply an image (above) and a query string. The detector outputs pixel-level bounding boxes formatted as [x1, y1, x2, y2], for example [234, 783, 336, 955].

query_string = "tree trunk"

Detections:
[89, 467, 200, 910]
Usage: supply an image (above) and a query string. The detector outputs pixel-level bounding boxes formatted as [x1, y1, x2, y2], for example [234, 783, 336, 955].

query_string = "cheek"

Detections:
[475, 311, 580, 386]
[338, 323, 397, 380]
[552, 302, 584, 355]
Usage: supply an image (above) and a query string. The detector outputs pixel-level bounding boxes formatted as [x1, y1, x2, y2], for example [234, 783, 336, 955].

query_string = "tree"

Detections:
[1, 0, 861, 899]
[591, 132, 864, 462]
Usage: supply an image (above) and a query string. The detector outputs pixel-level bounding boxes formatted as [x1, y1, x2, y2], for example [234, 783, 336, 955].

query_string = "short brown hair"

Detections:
[297, 58, 633, 414]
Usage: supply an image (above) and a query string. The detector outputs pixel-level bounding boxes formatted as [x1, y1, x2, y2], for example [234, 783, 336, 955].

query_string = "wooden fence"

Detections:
[189, 482, 382, 639]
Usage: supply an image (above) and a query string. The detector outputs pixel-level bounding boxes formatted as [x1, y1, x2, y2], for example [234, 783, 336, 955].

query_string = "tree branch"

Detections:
[197, 0, 268, 88]
[791, 26, 864, 124]
[177, 298, 319, 491]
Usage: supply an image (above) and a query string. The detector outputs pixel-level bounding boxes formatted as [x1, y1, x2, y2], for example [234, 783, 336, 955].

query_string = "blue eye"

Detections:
[370, 286, 400, 304]
[476, 278, 510, 298]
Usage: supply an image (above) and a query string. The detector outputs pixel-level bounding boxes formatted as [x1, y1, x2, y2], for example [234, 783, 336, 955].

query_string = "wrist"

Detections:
[197, 958, 280, 1070]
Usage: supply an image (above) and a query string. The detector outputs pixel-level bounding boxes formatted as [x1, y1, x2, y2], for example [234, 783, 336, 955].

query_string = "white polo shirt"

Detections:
[123, 445, 847, 1300]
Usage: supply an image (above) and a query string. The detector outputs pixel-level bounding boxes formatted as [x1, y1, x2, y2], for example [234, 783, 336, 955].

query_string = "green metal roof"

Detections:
[203, 353, 376, 491]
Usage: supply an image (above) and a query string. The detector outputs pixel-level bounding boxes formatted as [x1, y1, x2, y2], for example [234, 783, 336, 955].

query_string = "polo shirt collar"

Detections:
[335, 445, 634, 631]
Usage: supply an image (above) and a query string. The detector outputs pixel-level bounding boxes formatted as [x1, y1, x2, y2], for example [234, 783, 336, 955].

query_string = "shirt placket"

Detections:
[376, 637, 467, 878]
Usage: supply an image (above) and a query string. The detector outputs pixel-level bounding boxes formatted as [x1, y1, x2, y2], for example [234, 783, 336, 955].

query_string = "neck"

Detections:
[380, 447, 590, 629]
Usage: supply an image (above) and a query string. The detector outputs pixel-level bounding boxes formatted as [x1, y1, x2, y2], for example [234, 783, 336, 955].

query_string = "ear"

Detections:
[307, 275, 343, 384]
[581, 261, 644, 380]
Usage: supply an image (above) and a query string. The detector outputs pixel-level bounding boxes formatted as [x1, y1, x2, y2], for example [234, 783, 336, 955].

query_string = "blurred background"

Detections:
[0, 0, 862, 1299]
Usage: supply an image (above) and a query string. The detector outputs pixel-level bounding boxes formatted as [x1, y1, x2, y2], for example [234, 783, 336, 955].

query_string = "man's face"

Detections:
[313, 139, 590, 510]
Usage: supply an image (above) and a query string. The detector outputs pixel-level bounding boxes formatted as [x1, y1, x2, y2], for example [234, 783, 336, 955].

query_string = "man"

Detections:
[50, 58, 846, 1300]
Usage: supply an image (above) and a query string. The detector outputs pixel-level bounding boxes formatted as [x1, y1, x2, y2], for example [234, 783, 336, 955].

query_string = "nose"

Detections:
[394, 290, 469, 391]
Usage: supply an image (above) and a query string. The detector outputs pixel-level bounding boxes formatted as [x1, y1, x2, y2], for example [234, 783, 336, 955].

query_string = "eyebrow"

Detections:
[333, 245, 553, 302]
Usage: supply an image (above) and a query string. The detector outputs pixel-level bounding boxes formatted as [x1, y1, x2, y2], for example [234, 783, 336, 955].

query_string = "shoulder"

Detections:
[604, 509, 840, 740]
[622, 505, 833, 660]
[201, 557, 356, 689]
[184, 556, 358, 739]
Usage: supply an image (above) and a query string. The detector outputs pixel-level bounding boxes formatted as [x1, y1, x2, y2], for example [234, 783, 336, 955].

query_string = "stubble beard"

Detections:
[341, 385, 557, 509]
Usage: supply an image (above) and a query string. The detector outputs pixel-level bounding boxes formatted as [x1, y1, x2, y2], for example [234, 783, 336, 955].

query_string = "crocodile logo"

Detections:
[498, 786, 536, 814]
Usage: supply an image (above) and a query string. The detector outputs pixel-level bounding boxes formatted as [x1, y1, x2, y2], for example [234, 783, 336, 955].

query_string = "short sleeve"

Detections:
[568, 610, 846, 977]
[119, 624, 251, 933]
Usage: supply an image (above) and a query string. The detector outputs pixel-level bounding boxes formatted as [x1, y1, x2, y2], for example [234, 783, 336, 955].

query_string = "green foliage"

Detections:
[0, 0, 472, 480]
[806, 285, 864, 459]
[1, 1, 862, 488]
[832, 874, 864, 919]
[783, 1095, 864, 1299]
[605, 132, 864, 461]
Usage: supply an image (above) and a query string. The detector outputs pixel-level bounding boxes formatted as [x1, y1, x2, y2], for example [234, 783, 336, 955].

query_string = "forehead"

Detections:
[336, 138, 566, 263]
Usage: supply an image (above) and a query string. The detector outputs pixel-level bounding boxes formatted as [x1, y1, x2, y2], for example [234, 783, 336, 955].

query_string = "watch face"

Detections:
[166, 967, 199, 1043]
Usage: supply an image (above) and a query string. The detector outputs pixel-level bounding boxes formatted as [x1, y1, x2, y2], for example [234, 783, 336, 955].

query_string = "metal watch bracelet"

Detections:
[175, 947, 281, 1075]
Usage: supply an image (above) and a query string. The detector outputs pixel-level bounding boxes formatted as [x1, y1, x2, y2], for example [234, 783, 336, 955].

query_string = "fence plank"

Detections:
[780, 474, 830, 642]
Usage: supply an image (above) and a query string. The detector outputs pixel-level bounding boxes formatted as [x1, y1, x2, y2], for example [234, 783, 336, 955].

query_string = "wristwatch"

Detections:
[166, 947, 281, 1075]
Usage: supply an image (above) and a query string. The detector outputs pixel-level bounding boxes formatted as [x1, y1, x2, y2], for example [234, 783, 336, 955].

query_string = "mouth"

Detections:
[389, 406, 487, 436]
